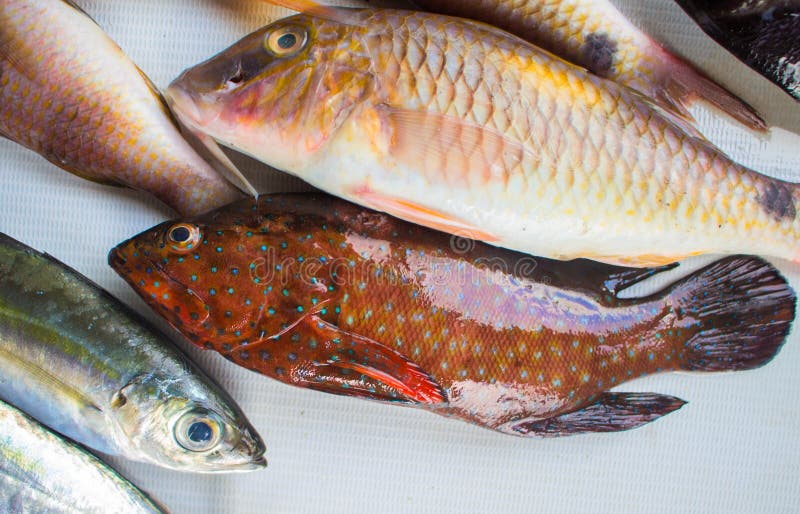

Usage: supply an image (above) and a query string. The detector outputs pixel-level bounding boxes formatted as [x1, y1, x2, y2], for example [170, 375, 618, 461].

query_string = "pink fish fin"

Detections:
[625, 87, 709, 142]
[60, 0, 100, 23]
[654, 52, 766, 132]
[353, 187, 500, 243]
[193, 131, 259, 198]
[380, 106, 529, 190]
[252, 0, 366, 26]
[232, 314, 446, 404]
[44, 159, 123, 187]
[506, 393, 686, 437]
[666, 256, 795, 372]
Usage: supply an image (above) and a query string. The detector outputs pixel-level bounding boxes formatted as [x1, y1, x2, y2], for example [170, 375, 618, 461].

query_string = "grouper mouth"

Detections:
[108, 245, 211, 329]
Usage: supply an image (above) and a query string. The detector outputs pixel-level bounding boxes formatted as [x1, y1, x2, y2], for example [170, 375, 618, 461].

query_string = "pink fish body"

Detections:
[0, 0, 245, 215]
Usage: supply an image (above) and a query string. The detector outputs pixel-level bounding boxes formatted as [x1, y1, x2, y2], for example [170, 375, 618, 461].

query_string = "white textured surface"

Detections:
[1, 0, 799, 512]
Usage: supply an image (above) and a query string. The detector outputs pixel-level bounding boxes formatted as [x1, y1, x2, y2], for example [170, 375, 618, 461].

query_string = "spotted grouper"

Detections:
[110, 194, 796, 437]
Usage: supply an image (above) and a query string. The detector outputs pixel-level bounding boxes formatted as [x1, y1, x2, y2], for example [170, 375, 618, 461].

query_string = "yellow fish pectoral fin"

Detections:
[351, 186, 500, 243]
[378, 106, 531, 189]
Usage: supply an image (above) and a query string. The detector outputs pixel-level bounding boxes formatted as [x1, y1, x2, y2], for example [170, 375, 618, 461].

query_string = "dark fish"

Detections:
[675, 0, 800, 100]
[109, 194, 796, 437]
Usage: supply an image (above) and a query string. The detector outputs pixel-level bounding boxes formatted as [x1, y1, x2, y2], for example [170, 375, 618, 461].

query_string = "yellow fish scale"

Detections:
[339, 10, 795, 264]
[410, 0, 768, 131]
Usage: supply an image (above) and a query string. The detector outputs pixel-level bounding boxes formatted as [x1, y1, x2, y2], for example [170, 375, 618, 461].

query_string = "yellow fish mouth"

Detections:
[164, 85, 259, 198]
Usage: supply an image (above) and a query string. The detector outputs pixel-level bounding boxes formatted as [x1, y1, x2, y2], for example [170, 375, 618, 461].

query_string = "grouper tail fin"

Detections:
[668, 256, 795, 372]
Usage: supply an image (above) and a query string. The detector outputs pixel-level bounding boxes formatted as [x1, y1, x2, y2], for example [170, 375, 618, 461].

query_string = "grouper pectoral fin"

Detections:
[507, 393, 686, 437]
[229, 314, 446, 405]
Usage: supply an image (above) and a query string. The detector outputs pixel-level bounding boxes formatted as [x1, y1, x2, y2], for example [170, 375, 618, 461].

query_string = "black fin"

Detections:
[668, 256, 796, 371]
[601, 262, 679, 296]
[509, 393, 686, 437]
[533, 258, 678, 306]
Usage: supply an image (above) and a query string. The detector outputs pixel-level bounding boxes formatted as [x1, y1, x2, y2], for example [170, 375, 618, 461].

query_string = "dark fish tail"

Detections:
[668, 256, 795, 372]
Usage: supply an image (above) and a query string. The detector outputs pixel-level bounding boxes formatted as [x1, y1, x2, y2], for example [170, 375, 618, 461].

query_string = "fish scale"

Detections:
[0, 0, 244, 215]
[111, 195, 796, 436]
[358, 11, 788, 257]
[410, 0, 766, 129]
[166, 9, 798, 266]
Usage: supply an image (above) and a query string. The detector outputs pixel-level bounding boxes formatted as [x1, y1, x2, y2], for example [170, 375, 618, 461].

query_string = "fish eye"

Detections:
[266, 26, 307, 57]
[173, 409, 223, 452]
[166, 223, 201, 253]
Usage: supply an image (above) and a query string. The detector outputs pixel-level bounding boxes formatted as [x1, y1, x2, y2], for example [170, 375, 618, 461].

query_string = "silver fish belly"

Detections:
[0, 399, 163, 514]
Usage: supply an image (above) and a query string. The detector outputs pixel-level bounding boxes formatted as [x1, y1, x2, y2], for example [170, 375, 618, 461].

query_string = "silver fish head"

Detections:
[164, 11, 373, 174]
[110, 369, 266, 472]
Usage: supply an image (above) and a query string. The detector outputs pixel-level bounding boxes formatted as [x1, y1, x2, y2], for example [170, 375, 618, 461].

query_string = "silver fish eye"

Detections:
[173, 409, 223, 452]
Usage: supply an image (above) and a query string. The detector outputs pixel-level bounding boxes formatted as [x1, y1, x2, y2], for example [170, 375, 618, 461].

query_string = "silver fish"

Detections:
[0, 232, 266, 472]
[0, 399, 164, 514]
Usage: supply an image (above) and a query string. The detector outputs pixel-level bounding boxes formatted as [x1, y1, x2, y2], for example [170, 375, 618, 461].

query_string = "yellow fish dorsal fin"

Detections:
[255, 0, 365, 26]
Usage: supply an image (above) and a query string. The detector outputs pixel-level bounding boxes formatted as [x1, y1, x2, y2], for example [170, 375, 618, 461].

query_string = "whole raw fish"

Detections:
[109, 195, 795, 436]
[411, 0, 766, 129]
[0, 232, 266, 472]
[676, 0, 799, 100]
[166, 8, 800, 267]
[0, 400, 164, 514]
[0, 0, 249, 216]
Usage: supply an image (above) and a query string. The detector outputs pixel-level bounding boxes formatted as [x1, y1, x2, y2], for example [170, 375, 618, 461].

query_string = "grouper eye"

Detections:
[166, 223, 201, 253]
[266, 26, 307, 57]
[174, 409, 222, 452]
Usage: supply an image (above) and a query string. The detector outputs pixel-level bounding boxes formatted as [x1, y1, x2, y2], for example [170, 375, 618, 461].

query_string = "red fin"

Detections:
[508, 393, 686, 437]
[231, 315, 446, 404]
[657, 54, 766, 132]
[353, 187, 500, 243]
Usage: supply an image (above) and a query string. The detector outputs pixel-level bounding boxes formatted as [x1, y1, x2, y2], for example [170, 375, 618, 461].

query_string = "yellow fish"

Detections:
[166, 7, 799, 266]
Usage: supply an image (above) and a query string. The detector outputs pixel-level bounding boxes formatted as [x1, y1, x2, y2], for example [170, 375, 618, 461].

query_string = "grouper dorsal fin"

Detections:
[529, 258, 679, 305]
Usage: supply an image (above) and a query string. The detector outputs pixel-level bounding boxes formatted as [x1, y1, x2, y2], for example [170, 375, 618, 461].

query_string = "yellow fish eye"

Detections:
[266, 26, 307, 57]
[166, 223, 201, 253]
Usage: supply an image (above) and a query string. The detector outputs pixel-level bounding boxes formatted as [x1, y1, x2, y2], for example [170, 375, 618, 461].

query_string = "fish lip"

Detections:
[164, 82, 206, 130]
[108, 246, 128, 269]
[197, 455, 267, 473]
